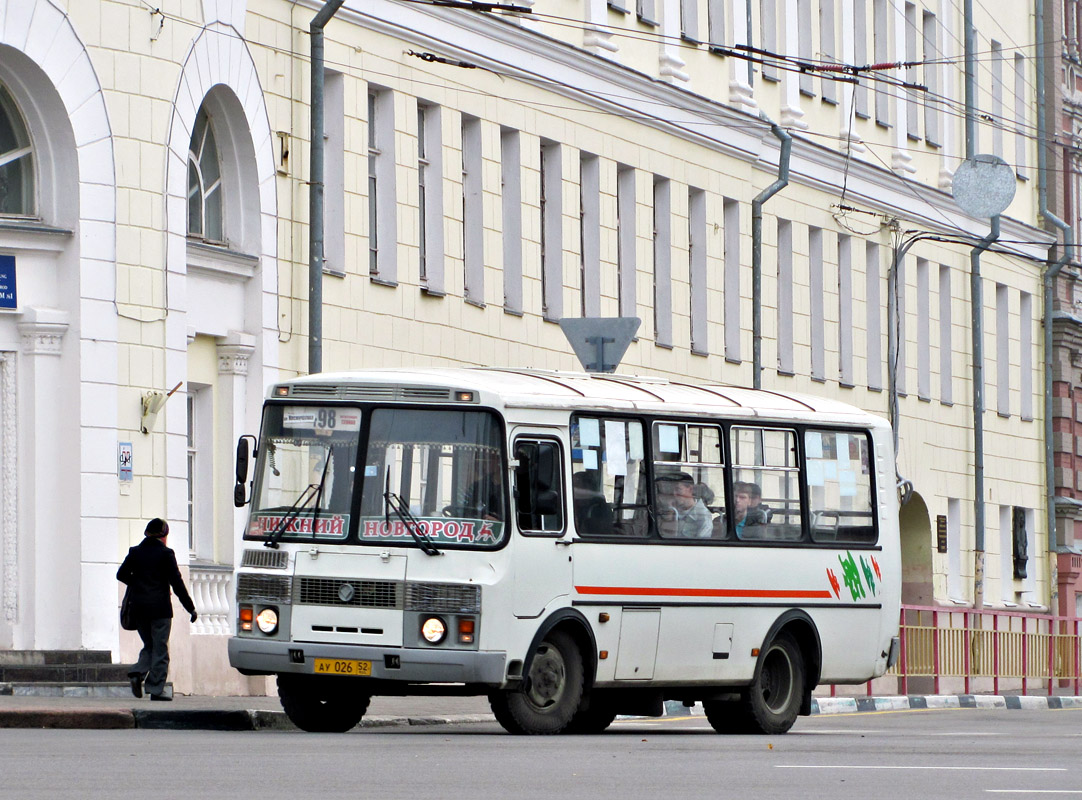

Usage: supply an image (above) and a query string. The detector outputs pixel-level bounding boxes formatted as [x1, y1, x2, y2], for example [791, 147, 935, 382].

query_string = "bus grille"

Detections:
[237, 573, 293, 604]
[406, 583, 481, 613]
[296, 577, 401, 609]
[240, 549, 289, 570]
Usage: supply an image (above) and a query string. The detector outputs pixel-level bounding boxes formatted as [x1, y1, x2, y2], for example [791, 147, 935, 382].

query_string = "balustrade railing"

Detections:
[189, 563, 233, 636]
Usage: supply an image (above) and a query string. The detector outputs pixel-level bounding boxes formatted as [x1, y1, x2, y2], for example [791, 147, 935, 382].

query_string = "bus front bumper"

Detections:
[228, 637, 507, 685]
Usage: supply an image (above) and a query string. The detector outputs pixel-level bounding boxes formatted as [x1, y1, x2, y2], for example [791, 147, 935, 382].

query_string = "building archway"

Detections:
[900, 491, 934, 606]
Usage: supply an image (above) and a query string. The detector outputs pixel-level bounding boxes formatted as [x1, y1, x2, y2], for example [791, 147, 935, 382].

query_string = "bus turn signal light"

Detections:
[239, 606, 254, 632]
[458, 618, 475, 644]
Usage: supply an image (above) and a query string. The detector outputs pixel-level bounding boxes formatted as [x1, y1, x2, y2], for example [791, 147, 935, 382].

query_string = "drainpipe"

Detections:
[970, 215, 999, 611]
[1036, 0, 1071, 617]
[751, 114, 792, 390]
[308, 0, 346, 375]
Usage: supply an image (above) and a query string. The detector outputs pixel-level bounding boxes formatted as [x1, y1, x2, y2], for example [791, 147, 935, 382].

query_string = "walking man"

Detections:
[117, 518, 198, 701]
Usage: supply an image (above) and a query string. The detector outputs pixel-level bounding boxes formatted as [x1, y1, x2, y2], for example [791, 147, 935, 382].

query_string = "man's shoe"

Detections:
[149, 693, 172, 702]
[128, 674, 142, 699]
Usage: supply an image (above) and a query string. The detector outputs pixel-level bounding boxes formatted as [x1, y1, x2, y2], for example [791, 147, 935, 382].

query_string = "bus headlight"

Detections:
[256, 607, 279, 635]
[421, 616, 447, 644]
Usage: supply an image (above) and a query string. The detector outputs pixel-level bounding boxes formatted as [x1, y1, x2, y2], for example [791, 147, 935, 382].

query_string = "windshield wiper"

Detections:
[265, 455, 332, 549]
[384, 489, 442, 556]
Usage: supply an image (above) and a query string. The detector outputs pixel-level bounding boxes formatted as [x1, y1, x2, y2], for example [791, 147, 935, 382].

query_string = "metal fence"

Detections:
[828, 605, 1082, 696]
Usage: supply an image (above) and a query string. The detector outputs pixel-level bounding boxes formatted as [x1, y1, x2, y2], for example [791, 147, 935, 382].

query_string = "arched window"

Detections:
[188, 107, 223, 241]
[0, 83, 34, 216]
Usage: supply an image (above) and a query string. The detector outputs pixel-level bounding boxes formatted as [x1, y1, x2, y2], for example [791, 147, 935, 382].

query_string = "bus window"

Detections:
[514, 439, 564, 534]
[806, 430, 876, 544]
[652, 422, 726, 539]
[730, 427, 802, 541]
[571, 416, 648, 537]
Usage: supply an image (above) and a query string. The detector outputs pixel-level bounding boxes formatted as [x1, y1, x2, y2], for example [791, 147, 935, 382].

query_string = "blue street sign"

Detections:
[0, 255, 16, 310]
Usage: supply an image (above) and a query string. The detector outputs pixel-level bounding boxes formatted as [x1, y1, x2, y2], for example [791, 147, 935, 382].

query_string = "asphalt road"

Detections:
[1, 708, 1078, 799]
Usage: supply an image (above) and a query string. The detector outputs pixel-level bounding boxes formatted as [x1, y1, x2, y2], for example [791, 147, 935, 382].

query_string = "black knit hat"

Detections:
[144, 518, 169, 538]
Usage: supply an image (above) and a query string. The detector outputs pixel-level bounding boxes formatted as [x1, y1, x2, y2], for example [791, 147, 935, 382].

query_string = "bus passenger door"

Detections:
[510, 432, 572, 618]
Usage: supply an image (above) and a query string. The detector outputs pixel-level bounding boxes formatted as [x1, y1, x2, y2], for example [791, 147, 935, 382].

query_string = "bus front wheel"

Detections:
[489, 630, 585, 735]
[277, 675, 371, 733]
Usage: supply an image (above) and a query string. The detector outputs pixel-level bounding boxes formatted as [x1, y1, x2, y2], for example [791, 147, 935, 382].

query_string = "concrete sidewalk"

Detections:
[0, 690, 1079, 730]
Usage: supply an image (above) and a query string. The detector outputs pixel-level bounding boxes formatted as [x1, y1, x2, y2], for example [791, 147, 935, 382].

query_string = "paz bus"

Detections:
[228, 367, 901, 735]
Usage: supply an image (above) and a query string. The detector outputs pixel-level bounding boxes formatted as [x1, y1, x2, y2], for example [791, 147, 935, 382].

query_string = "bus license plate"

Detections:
[313, 658, 372, 677]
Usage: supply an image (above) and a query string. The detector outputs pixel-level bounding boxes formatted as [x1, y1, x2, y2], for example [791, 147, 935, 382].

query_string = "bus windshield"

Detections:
[359, 408, 507, 548]
[247, 405, 361, 542]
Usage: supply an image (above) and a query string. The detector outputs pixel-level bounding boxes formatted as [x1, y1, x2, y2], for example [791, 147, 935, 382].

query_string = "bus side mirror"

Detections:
[234, 435, 256, 507]
[534, 489, 560, 516]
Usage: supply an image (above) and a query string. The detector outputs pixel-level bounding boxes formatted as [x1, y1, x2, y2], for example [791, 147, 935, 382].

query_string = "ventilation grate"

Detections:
[237, 573, 293, 604]
[240, 549, 289, 570]
[406, 582, 481, 614]
[296, 577, 402, 609]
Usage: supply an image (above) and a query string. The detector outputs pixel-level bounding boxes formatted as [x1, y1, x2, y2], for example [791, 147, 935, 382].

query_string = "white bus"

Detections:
[228, 368, 901, 735]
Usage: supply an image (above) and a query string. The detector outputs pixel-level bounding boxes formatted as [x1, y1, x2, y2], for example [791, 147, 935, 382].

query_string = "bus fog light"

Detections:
[256, 607, 279, 634]
[421, 617, 447, 644]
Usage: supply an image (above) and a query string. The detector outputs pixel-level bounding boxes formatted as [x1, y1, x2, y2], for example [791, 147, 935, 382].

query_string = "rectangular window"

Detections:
[652, 422, 726, 539]
[724, 198, 741, 362]
[806, 430, 876, 544]
[873, 0, 890, 127]
[324, 71, 345, 277]
[501, 128, 522, 313]
[540, 140, 563, 321]
[681, 0, 699, 42]
[905, 2, 919, 140]
[1014, 53, 1027, 177]
[462, 114, 484, 306]
[940, 264, 953, 404]
[866, 241, 882, 390]
[761, 0, 779, 81]
[777, 219, 794, 374]
[617, 165, 637, 318]
[1020, 291, 1033, 420]
[417, 103, 443, 294]
[819, 0, 837, 103]
[991, 41, 1004, 158]
[810, 227, 825, 381]
[653, 176, 672, 348]
[1000, 505, 1015, 603]
[368, 86, 397, 284]
[514, 439, 564, 534]
[917, 258, 930, 400]
[997, 282, 1009, 416]
[580, 154, 601, 318]
[854, 0, 870, 117]
[838, 234, 853, 386]
[707, 0, 726, 51]
[730, 427, 802, 541]
[923, 10, 941, 145]
[798, 0, 814, 96]
[186, 392, 197, 553]
[638, 0, 658, 25]
[571, 416, 649, 537]
[689, 187, 708, 355]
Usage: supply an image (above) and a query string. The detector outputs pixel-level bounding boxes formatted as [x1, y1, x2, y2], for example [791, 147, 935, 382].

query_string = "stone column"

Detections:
[217, 332, 255, 568]
[17, 308, 72, 648]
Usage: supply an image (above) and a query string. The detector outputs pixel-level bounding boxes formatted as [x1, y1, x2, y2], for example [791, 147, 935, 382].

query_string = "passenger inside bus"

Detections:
[733, 481, 769, 538]
[571, 470, 613, 534]
[461, 449, 505, 521]
[655, 472, 712, 538]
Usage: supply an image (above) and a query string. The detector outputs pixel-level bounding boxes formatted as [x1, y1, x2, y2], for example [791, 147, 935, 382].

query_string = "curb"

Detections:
[809, 694, 1082, 714]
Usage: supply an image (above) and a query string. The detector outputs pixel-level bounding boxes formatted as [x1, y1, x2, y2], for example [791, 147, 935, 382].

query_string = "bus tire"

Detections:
[277, 675, 371, 733]
[566, 690, 617, 734]
[489, 630, 585, 735]
[702, 698, 752, 734]
[740, 631, 805, 735]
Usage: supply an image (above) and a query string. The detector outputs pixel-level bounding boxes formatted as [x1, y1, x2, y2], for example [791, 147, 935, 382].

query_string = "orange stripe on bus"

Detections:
[574, 585, 834, 599]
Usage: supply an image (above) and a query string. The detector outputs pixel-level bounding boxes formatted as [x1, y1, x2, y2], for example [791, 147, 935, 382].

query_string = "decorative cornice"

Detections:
[18, 322, 68, 356]
[217, 336, 255, 376]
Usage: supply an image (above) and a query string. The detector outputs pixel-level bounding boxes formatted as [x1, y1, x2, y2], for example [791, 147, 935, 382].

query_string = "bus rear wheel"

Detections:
[277, 675, 371, 733]
[739, 632, 804, 735]
[489, 630, 584, 735]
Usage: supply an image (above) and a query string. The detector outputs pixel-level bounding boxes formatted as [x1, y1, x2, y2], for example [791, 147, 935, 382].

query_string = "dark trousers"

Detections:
[131, 617, 172, 696]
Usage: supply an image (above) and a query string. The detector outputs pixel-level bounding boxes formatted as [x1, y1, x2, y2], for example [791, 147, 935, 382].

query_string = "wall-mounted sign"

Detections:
[0, 255, 16, 311]
[937, 514, 948, 554]
[118, 442, 133, 482]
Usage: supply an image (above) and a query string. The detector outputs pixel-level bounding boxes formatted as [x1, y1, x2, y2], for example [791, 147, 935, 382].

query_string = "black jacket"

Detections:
[116, 537, 195, 623]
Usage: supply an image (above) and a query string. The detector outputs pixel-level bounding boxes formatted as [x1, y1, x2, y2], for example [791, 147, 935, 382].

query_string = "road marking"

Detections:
[776, 766, 1067, 772]
[986, 792, 1082, 795]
